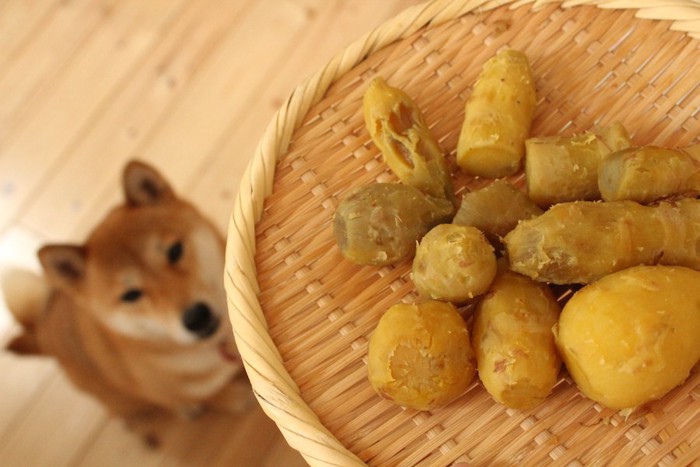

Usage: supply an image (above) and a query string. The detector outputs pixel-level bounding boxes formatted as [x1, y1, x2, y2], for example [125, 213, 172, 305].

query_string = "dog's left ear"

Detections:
[38, 245, 87, 293]
[123, 160, 176, 206]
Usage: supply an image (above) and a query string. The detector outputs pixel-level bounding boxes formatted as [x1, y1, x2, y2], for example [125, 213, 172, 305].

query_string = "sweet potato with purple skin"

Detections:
[333, 183, 453, 266]
[452, 179, 543, 246]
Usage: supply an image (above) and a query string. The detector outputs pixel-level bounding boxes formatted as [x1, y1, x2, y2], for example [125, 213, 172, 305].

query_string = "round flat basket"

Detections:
[225, 1, 700, 465]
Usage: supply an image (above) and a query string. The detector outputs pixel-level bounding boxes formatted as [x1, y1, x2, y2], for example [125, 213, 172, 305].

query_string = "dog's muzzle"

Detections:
[182, 302, 220, 339]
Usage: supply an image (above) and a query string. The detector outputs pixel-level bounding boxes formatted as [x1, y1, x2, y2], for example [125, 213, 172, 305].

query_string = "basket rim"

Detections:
[224, 1, 700, 465]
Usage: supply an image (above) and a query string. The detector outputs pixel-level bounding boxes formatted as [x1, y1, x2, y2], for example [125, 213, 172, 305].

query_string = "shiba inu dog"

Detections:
[3, 161, 249, 420]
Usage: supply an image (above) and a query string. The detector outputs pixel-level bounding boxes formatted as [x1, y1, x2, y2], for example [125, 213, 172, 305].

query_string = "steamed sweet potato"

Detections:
[505, 198, 700, 284]
[452, 179, 543, 246]
[363, 77, 456, 205]
[333, 183, 454, 266]
[525, 122, 630, 206]
[555, 265, 700, 410]
[367, 300, 476, 411]
[473, 270, 561, 410]
[598, 144, 700, 203]
[412, 224, 497, 303]
[457, 49, 536, 178]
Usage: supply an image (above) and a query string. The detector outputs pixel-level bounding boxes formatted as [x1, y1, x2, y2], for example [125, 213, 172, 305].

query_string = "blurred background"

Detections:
[0, 0, 421, 465]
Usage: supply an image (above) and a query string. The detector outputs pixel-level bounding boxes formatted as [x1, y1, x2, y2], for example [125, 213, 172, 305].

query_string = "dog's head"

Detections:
[38, 161, 229, 346]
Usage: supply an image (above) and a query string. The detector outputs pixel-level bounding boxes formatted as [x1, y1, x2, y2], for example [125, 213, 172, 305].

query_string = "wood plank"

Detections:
[0, 0, 188, 232]
[135, 0, 329, 182]
[0, 0, 107, 137]
[21, 0, 253, 240]
[0, 0, 62, 68]
[0, 369, 109, 467]
[0, 355, 57, 442]
[201, 407, 303, 467]
[74, 414, 182, 467]
[23, 0, 332, 241]
[76, 393, 305, 467]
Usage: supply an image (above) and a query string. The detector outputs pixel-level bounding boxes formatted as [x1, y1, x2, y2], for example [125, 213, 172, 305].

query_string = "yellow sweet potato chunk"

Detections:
[555, 265, 700, 410]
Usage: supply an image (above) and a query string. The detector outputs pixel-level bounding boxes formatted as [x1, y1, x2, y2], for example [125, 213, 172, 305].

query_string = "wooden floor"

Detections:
[0, 1, 422, 465]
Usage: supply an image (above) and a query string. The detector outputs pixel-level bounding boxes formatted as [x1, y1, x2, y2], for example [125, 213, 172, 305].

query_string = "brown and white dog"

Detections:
[3, 161, 249, 421]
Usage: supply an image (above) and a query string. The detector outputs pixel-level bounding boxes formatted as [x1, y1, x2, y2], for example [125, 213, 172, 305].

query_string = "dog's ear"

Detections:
[123, 160, 176, 206]
[38, 245, 87, 292]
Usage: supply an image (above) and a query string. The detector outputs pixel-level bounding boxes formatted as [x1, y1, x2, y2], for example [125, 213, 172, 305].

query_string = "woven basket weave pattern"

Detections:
[226, 1, 700, 465]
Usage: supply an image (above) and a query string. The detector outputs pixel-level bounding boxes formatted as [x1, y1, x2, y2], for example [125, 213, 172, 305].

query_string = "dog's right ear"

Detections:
[123, 160, 176, 207]
[38, 245, 87, 293]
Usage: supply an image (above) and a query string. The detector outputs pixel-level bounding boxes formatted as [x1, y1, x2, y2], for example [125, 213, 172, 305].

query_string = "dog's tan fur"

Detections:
[3, 161, 248, 419]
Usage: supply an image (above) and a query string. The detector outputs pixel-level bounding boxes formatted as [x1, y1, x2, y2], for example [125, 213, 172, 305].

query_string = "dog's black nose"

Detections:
[182, 302, 219, 338]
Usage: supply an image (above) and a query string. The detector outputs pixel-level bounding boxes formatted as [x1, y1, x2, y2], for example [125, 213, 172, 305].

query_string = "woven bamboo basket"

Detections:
[224, 1, 700, 465]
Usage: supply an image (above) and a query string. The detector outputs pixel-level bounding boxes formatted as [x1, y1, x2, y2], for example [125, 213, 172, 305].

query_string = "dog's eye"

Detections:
[121, 289, 143, 303]
[167, 241, 183, 265]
